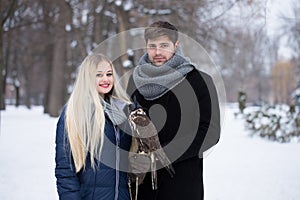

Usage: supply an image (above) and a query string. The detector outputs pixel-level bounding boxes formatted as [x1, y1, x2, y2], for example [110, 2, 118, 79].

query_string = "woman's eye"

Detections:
[96, 73, 103, 77]
[107, 73, 113, 77]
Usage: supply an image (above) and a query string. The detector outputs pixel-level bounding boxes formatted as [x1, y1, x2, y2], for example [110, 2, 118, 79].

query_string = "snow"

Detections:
[114, 0, 122, 7]
[204, 105, 300, 200]
[0, 106, 58, 200]
[0, 105, 300, 200]
[123, 1, 133, 11]
[122, 60, 132, 68]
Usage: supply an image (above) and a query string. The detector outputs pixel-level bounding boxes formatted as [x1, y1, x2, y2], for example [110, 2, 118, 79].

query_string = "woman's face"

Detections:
[95, 60, 114, 98]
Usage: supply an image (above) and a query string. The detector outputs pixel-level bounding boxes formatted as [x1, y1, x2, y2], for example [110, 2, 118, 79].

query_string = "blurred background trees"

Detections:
[0, 0, 299, 117]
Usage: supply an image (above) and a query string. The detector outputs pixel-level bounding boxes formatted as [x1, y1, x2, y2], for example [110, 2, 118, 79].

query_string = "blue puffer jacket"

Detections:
[55, 108, 131, 200]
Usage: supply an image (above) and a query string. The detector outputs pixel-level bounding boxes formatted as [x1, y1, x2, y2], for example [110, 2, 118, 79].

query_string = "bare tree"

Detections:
[0, 0, 17, 110]
[279, 0, 300, 55]
[277, 0, 300, 76]
[1, 0, 282, 111]
[47, 0, 72, 117]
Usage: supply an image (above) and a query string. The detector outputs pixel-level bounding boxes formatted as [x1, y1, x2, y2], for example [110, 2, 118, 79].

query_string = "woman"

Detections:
[55, 53, 132, 200]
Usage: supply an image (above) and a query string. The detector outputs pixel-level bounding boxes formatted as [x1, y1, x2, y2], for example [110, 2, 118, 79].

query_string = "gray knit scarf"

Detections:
[133, 47, 195, 100]
[101, 96, 128, 126]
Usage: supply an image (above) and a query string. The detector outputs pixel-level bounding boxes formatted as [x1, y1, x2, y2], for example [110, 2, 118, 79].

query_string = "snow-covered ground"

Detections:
[0, 105, 299, 200]
[0, 106, 58, 200]
[204, 104, 300, 200]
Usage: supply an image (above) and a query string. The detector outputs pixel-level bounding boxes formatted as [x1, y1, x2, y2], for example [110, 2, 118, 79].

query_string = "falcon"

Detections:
[127, 100, 175, 200]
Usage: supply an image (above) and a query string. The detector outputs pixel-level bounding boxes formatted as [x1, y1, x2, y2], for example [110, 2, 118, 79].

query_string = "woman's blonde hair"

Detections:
[65, 53, 130, 172]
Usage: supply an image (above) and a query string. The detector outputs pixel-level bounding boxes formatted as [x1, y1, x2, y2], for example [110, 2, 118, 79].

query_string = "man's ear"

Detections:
[175, 41, 179, 48]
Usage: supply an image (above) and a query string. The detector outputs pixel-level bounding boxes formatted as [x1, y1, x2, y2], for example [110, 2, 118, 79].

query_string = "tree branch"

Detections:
[1, 0, 18, 27]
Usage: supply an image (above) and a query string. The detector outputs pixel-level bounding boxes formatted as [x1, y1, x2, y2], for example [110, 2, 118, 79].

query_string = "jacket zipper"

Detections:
[114, 125, 120, 200]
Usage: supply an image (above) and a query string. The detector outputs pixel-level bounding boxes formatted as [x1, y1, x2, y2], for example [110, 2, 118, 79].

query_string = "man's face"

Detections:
[146, 36, 178, 66]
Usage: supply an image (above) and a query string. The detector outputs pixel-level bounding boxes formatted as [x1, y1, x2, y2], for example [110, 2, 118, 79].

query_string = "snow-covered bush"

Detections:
[243, 104, 300, 143]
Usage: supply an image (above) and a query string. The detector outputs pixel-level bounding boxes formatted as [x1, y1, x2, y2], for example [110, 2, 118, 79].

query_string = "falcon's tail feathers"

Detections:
[154, 149, 175, 177]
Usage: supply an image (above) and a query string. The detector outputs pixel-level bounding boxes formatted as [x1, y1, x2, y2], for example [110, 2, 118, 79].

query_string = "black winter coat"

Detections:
[127, 68, 220, 200]
[55, 108, 132, 200]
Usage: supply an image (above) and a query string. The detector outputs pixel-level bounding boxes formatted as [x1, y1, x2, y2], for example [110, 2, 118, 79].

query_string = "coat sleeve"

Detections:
[175, 71, 220, 163]
[55, 108, 82, 200]
[126, 75, 136, 101]
[198, 72, 221, 154]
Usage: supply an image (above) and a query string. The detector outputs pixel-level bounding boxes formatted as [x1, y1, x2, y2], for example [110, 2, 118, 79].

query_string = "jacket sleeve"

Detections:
[55, 108, 82, 200]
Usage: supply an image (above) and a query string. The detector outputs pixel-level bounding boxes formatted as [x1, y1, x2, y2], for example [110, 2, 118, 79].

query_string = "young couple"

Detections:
[55, 21, 220, 200]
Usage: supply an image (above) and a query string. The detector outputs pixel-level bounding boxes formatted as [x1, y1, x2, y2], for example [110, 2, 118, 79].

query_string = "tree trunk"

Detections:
[0, 26, 5, 110]
[48, 34, 66, 117]
[92, 0, 107, 45]
[40, 0, 54, 114]
[0, 0, 17, 110]
[47, 0, 72, 117]
[43, 48, 52, 113]
[115, 6, 128, 67]
[15, 86, 19, 107]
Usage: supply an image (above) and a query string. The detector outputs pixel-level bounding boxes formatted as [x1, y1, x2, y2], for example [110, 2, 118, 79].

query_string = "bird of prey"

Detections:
[127, 100, 175, 200]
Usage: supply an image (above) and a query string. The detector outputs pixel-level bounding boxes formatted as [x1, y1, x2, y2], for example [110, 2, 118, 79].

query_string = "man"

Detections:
[127, 21, 220, 200]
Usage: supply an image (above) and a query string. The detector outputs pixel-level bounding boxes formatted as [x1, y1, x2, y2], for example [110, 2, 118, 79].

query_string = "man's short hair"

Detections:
[144, 21, 178, 44]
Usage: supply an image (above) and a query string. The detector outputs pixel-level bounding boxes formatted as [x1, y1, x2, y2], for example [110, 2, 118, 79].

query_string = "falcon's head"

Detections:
[129, 108, 150, 127]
